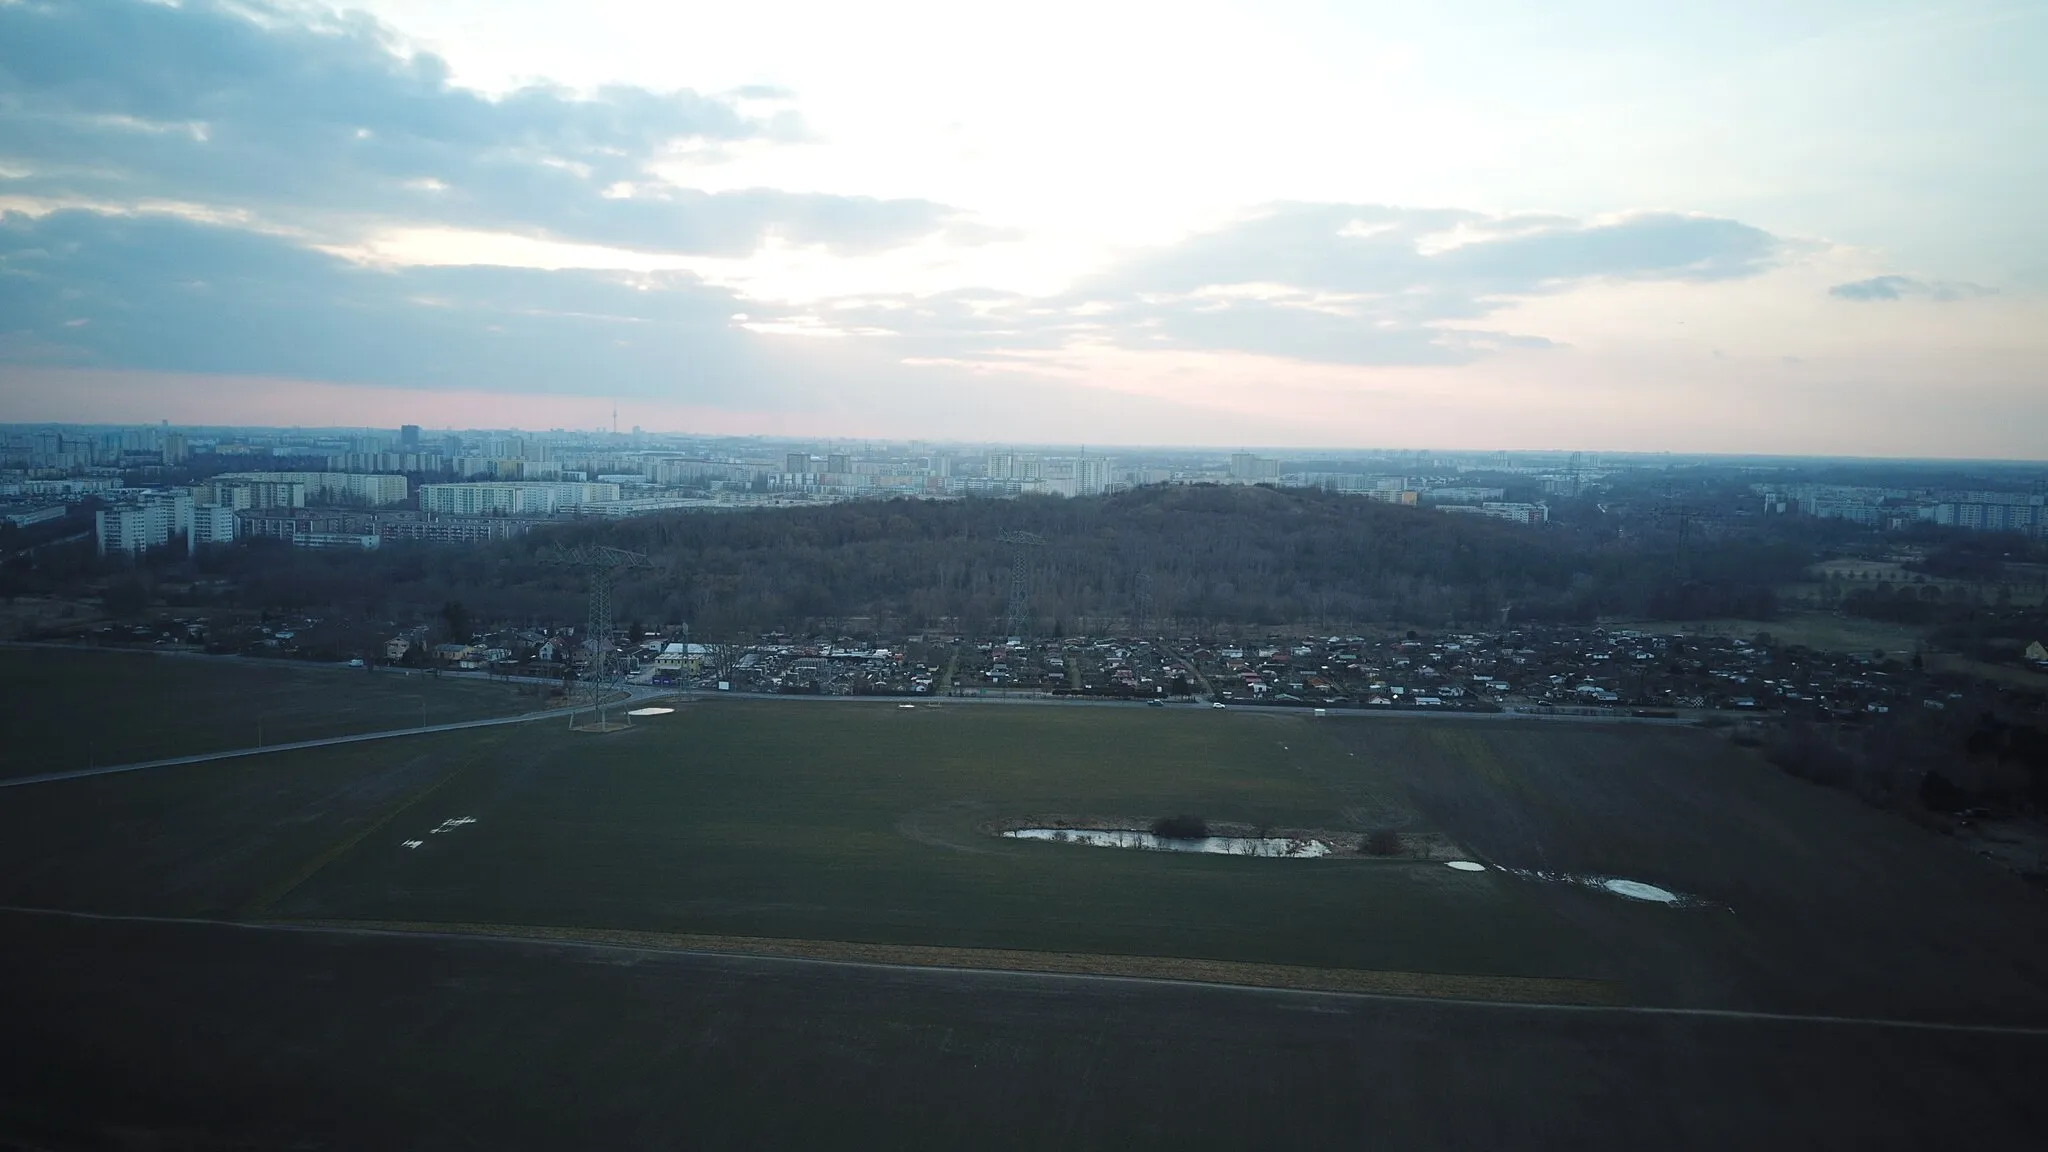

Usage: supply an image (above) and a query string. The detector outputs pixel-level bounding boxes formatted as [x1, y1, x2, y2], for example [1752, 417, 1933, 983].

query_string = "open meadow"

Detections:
[3, 696, 2047, 1147]
[0, 645, 541, 776]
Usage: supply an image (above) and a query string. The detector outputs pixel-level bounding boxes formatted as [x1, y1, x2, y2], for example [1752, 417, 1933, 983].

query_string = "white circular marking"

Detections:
[626, 707, 675, 717]
[1602, 879, 1679, 903]
[1446, 860, 1486, 872]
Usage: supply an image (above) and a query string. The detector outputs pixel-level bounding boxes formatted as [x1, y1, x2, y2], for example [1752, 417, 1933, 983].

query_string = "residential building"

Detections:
[1421, 486, 1507, 505]
[96, 490, 192, 556]
[237, 509, 380, 549]
[1230, 453, 1282, 482]
[192, 478, 305, 510]
[1440, 502, 1550, 525]
[191, 503, 240, 545]
[654, 642, 713, 674]
[1, 504, 65, 528]
[212, 471, 409, 506]
[416, 481, 621, 516]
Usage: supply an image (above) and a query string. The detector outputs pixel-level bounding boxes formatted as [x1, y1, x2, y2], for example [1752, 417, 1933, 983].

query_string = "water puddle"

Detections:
[626, 707, 674, 716]
[1443, 860, 1707, 906]
[1004, 827, 1330, 858]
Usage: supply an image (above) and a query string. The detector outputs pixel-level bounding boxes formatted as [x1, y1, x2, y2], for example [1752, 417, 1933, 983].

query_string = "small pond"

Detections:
[1004, 827, 1331, 858]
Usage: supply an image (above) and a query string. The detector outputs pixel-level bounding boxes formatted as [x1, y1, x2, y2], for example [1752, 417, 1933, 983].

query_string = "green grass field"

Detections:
[267, 703, 1593, 982]
[4, 691, 2046, 1022]
[0, 646, 538, 776]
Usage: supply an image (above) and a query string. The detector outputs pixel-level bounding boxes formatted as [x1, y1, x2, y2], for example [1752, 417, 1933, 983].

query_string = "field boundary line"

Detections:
[14, 904, 2048, 1035]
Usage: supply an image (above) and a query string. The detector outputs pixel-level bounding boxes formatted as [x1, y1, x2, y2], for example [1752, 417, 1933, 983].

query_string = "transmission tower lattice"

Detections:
[1133, 569, 1155, 637]
[997, 531, 1045, 639]
[543, 544, 655, 731]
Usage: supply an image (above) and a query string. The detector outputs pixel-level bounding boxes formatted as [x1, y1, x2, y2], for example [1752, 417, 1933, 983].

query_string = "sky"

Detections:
[1, 0, 2044, 455]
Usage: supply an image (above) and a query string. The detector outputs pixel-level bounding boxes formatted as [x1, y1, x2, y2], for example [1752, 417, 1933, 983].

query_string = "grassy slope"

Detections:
[0, 647, 534, 776]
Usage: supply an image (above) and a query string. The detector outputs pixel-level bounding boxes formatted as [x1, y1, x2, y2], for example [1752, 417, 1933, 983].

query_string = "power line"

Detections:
[542, 544, 655, 732]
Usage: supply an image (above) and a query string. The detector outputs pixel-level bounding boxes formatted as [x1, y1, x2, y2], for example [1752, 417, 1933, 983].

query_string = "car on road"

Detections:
[1211, 701, 1226, 709]
[1147, 700, 1165, 707]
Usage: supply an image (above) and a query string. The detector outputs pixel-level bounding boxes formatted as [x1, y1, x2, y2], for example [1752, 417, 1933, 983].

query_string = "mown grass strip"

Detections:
[271, 917, 1625, 1005]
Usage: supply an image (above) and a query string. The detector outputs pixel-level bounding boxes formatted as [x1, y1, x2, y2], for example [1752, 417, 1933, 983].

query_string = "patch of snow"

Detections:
[1004, 828, 1330, 858]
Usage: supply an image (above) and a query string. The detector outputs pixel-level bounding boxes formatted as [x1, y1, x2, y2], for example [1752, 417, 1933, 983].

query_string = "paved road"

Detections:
[0, 684, 665, 790]
[677, 685, 1699, 725]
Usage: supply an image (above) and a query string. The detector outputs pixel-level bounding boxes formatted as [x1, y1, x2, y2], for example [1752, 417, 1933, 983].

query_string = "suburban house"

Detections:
[655, 642, 714, 675]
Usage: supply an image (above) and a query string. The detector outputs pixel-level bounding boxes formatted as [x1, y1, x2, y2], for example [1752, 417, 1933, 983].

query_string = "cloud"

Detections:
[0, 192, 1797, 403]
[0, 0, 961, 255]
[0, 208, 770, 393]
[0, 208, 1294, 442]
[1828, 274, 1994, 302]
[824, 203, 1781, 367]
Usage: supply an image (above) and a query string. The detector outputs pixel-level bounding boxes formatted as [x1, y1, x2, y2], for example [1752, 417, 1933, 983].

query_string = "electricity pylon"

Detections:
[543, 544, 654, 731]
[996, 530, 1045, 638]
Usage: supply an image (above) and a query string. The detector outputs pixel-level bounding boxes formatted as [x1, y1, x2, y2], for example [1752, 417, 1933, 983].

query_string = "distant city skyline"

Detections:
[2, 1, 2044, 457]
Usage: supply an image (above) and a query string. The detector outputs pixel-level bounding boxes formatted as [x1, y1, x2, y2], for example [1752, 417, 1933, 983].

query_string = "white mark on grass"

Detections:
[1602, 879, 1679, 903]
[1004, 828, 1330, 858]
[401, 840, 424, 850]
[428, 816, 477, 835]
[1446, 860, 1486, 872]
[897, 704, 917, 709]
[626, 707, 674, 716]
[1489, 864, 1709, 907]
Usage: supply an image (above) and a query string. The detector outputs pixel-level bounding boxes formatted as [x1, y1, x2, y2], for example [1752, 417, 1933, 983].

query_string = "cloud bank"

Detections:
[0, 0, 958, 254]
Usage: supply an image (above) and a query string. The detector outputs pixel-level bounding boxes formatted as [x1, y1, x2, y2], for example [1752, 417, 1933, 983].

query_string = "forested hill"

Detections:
[216, 484, 1804, 637]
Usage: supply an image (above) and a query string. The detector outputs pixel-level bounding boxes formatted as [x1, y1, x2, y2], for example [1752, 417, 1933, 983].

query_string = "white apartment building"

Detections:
[96, 491, 193, 556]
[416, 481, 622, 516]
[212, 472, 409, 506]
[191, 503, 240, 546]
[191, 478, 306, 510]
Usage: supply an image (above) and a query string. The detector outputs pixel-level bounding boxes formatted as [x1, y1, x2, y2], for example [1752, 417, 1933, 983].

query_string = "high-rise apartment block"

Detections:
[416, 481, 622, 516]
[96, 491, 193, 556]
[212, 472, 408, 506]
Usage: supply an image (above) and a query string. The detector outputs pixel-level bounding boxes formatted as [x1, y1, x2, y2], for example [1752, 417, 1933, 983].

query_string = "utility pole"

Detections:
[996, 531, 1045, 639]
[542, 544, 657, 732]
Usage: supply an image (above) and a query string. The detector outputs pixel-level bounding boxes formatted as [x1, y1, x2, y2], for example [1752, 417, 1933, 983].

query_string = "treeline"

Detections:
[1762, 705, 2048, 818]
[96, 484, 1818, 638]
